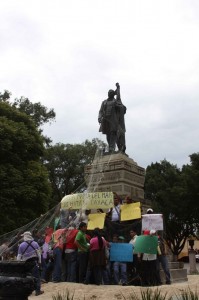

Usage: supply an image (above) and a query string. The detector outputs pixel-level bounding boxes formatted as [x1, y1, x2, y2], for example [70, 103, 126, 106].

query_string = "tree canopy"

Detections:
[43, 139, 105, 206]
[145, 156, 199, 255]
[0, 90, 56, 128]
[0, 100, 52, 234]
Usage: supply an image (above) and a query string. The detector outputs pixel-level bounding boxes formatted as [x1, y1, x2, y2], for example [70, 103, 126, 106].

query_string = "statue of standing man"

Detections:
[98, 83, 126, 153]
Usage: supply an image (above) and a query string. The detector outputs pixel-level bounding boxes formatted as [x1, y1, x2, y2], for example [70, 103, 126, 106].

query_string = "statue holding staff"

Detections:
[98, 83, 126, 153]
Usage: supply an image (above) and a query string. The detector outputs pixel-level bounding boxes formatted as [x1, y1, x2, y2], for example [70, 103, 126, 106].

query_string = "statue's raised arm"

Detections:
[115, 82, 121, 103]
[115, 83, 126, 153]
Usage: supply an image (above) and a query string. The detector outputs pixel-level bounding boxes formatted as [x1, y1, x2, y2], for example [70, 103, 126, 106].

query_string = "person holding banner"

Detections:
[107, 194, 121, 223]
[112, 236, 128, 286]
[140, 229, 162, 287]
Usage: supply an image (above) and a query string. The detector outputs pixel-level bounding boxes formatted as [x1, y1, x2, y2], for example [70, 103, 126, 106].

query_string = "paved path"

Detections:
[29, 275, 199, 300]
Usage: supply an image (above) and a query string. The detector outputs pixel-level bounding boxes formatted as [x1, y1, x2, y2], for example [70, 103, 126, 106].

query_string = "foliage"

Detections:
[44, 139, 105, 206]
[12, 96, 56, 127]
[0, 90, 56, 145]
[128, 288, 171, 300]
[181, 153, 199, 222]
[145, 158, 199, 256]
[0, 90, 56, 128]
[176, 287, 199, 300]
[0, 90, 11, 101]
[0, 101, 51, 234]
[52, 289, 75, 300]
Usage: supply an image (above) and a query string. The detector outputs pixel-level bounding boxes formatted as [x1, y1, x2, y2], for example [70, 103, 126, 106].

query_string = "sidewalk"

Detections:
[29, 275, 199, 300]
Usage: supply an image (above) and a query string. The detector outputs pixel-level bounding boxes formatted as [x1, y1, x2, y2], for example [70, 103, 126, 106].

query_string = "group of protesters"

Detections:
[0, 193, 171, 296]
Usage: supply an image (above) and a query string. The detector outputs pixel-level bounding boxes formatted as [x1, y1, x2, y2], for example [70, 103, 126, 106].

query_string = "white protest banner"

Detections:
[61, 192, 114, 210]
[142, 214, 163, 231]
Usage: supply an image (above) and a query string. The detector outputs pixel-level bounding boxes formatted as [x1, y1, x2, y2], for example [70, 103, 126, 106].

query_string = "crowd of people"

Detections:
[0, 194, 171, 296]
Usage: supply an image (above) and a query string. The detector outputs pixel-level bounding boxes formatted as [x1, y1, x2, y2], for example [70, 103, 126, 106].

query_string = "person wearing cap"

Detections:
[17, 231, 44, 296]
[140, 229, 161, 286]
[147, 208, 153, 214]
[112, 236, 127, 286]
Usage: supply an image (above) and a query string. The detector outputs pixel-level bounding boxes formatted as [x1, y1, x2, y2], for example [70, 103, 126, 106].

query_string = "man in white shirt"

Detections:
[140, 229, 161, 286]
[108, 195, 121, 222]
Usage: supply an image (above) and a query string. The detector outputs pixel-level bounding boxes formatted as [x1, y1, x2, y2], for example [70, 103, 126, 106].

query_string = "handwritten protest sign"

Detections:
[134, 235, 158, 254]
[110, 243, 133, 262]
[87, 213, 106, 230]
[120, 202, 141, 221]
[61, 192, 113, 210]
[142, 214, 163, 231]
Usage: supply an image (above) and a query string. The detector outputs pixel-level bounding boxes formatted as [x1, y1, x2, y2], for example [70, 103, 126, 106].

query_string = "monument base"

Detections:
[160, 261, 188, 283]
[85, 153, 148, 206]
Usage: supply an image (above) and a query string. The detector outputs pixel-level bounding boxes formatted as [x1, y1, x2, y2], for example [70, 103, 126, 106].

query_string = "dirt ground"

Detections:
[29, 275, 199, 300]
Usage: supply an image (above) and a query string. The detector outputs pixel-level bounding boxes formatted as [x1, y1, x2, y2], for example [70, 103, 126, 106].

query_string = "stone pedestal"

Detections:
[85, 153, 145, 201]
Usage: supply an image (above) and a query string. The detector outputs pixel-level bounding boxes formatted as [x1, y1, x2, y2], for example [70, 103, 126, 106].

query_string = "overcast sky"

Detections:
[1, 0, 199, 169]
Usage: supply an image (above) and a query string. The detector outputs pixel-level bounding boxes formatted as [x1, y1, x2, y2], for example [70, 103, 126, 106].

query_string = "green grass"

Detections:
[123, 287, 199, 300]
[174, 288, 199, 300]
[52, 289, 75, 300]
[127, 288, 172, 300]
[51, 287, 199, 300]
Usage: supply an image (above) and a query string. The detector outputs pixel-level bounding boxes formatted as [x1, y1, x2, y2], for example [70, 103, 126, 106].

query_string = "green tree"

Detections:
[12, 96, 56, 127]
[0, 90, 56, 146]
[0, 90, 11, 101]
[44, 139, 105, 206]
[182, 153, 199, 219]
[145, 159, 196, 256]
[0, 101, 51, 234]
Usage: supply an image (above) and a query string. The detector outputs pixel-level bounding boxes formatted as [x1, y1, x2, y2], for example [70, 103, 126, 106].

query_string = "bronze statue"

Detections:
[98, 83, 126, 153]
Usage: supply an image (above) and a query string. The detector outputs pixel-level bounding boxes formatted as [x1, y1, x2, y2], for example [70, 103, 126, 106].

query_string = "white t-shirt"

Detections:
[111, 205, 120, 221]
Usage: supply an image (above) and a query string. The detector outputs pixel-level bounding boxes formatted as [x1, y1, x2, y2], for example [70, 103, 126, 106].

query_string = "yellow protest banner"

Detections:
[121, 202, 141, 221]
[61, 192, 113, 210]
[87, 213, 106, 230]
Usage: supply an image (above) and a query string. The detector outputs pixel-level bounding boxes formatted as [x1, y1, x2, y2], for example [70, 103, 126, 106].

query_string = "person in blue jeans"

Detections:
[112, 235, 127, 286]
[65, 227, 78, 282]
[52, 228, 65, 282]
[157, 235, 171, 284]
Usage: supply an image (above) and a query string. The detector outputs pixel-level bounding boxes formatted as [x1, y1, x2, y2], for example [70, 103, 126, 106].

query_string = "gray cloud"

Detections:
[0, 0, 199, 169]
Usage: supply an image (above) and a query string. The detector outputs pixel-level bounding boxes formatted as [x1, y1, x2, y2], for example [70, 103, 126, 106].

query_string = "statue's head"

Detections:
[108, 89, 115, 98]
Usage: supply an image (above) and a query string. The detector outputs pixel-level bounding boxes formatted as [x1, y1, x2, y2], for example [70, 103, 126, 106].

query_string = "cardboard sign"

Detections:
[134, 235, 158, 254]
[61, 192, 114, 210]
[121, 202, 141, 221]
[87, 213, 106, 230]
[142, 214, 163, 231]
[110, 243, 133, 262]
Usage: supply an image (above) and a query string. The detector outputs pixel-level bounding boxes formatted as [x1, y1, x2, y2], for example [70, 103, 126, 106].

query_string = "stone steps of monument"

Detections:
[159, 257, 187, 283]
[160, 262, 184, 269]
